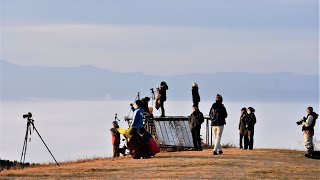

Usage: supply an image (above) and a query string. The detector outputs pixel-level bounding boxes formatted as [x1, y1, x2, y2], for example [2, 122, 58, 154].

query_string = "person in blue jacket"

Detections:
[130, 100, 144, 129]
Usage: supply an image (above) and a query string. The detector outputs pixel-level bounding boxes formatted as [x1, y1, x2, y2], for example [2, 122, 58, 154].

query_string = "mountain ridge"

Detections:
[0, 60, 318, 102]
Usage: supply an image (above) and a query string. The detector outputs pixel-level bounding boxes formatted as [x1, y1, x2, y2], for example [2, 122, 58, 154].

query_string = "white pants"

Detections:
[212, 125, 224, 152]
[303, 131, 314, 150]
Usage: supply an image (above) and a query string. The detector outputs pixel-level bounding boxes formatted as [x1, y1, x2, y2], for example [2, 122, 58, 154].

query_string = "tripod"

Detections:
[20, 115, 59, 168]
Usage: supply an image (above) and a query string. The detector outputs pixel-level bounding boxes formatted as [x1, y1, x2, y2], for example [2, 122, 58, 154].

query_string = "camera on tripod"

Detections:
[296, 117, 307, 125]
[23, 112, 32, 119]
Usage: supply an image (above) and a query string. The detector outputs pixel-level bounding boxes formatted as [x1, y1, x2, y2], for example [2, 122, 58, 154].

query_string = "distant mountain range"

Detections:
[0, 60, 318, 102]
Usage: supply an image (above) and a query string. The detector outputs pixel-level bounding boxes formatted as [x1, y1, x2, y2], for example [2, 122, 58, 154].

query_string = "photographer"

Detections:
[130, 100, 144, 130]
[159, 81, 168, 117]
[297, 107, 318, 157]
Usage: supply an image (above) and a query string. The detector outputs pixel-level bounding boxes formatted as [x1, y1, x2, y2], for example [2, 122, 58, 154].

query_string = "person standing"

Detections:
[297, 107, 318, 157]
[159, 81, 168, 117]
[110, 121, 120, 157]
[209, 94, 228, 155]
[189, 105, 204, 151]
[192, 82, 200, 107]
[130, 100, 144, 130]
[244, 107, 256, 150]
[238, 107, 247, 149]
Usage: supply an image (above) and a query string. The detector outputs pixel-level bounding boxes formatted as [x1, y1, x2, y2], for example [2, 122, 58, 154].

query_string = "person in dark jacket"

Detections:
[192, 82, 200, 107]
[299, 107, 318, 157]
[209, 94, 228, 155]
[127, 128, 150, 159]
[244, 107, 256, 150]
[110, 121, 120, 157]
[189, 105, 204, 151]
[159, 81, 168, 117]
[238, 107, 247, 149]
[141, 97, 152, 117]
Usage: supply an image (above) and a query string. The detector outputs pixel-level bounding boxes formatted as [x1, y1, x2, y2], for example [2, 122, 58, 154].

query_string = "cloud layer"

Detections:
[1, 24, 318, 75]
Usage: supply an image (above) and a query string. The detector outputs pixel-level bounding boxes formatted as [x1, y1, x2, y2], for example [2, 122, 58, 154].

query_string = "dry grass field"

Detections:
[1, 148, 319, 179]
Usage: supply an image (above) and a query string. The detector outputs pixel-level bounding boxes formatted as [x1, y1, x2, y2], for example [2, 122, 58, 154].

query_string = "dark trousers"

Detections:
[191, 127, 202, 150]
[244, 130, 254, 150]
[113, 144, 120, 157]
[160, 100, 165, 116]
[239, 134, 244, 148]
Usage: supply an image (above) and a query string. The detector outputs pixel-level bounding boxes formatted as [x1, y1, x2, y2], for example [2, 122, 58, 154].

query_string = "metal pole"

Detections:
[210, 124, 213, 146]
[206, 119, 208, 145]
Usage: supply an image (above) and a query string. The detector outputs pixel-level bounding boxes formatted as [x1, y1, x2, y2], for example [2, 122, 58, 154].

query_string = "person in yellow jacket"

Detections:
[117, 127, 132, 142]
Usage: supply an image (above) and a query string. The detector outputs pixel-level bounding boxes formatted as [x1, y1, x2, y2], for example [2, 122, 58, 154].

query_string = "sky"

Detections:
[0, 0, 319, 75]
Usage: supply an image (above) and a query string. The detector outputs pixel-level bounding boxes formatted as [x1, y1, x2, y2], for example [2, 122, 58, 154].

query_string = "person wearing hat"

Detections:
[209, 94, 228, 155]
[110, 121, 120, 157]
[192, 82, 200, 108]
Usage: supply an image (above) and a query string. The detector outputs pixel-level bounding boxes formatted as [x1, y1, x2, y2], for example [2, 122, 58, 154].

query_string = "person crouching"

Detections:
[139, 128, 160, 156]
[127, 128, 151, 159]
[110, 121, 120, 158]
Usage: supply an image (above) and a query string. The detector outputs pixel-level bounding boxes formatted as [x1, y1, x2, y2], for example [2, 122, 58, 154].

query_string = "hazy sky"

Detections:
[0, 0, 319, 75]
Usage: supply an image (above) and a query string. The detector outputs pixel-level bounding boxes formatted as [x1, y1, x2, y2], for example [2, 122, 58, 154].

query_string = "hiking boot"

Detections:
[213, 151, 218, 155]
[219, 151, 223, 155]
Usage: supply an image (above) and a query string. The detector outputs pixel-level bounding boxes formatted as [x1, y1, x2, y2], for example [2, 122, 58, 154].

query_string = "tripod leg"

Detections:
[20, 123, 30, 168]
[32, 126, 59, 166]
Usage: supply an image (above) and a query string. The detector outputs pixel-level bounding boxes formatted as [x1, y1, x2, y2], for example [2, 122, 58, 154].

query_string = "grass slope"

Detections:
[1, 148, 319, 179]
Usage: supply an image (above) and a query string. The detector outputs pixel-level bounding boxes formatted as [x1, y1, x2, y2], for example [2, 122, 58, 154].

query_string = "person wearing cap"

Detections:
[110, 121, 120, 157]
[130, 100, 144, 129]
[209, 94, 228, 155]
[192, 82, 200, 108]
[244, 107, 256, 150]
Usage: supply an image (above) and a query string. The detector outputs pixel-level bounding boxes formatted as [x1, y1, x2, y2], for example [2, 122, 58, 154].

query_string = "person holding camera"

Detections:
[244, 107, 256, 150]
[130, 100, 144, 130]
[238, 107, 248, 149]
[159, 81, 168, 117]
[209, 94, 228, 155]
[189, 105, 204, 151]
[296, 107, 318, 157]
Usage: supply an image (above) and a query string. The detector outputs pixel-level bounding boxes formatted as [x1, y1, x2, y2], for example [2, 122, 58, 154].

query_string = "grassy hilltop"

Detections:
[1, 148, 319, 179]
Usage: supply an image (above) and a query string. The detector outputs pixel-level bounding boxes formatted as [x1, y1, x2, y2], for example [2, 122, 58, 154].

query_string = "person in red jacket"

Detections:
[110, 121, 120, 157]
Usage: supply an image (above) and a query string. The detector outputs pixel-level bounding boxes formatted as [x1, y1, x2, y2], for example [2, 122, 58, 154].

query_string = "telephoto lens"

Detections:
[23, 112, 32, 119]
